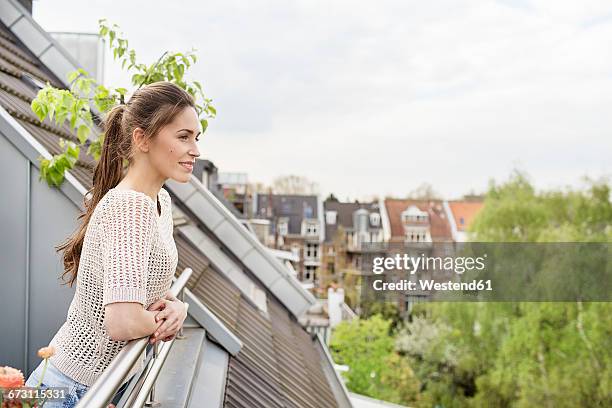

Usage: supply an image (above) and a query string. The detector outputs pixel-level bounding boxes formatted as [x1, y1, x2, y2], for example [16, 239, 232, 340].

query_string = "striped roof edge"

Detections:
[1, 0, 82, 89]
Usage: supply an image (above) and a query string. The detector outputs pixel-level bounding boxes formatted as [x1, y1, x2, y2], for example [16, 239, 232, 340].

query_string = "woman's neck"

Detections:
[117, 169, 166, 204]
[115, 182, 162, 204]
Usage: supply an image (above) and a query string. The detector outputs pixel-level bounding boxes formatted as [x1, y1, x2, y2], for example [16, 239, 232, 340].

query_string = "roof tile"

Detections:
[385, 198, 453, 241]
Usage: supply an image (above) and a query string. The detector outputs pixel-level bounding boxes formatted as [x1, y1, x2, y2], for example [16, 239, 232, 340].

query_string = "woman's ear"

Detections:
[132, 127, 149, 152]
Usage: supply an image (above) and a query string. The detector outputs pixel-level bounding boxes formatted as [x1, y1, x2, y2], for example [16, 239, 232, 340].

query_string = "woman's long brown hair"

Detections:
[56, 81, 195, 287]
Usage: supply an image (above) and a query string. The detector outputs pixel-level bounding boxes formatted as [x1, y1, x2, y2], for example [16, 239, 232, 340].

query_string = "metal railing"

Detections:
[341, 303, 357, 320]
[75, 268, 193, 408]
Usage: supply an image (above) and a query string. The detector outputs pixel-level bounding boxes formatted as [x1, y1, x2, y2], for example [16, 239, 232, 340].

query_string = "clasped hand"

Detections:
[146, 291, 187, 344]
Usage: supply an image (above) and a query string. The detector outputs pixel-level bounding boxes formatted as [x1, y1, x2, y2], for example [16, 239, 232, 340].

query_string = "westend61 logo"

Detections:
[372, 253, 487, 275]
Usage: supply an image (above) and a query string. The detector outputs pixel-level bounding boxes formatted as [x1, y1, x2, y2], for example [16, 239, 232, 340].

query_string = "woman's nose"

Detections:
[189, 145, 200, 158]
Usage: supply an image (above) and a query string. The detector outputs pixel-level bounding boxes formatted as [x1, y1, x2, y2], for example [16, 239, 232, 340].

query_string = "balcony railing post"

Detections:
[176, 289, 186, 339]
[144, 342, 161, 407]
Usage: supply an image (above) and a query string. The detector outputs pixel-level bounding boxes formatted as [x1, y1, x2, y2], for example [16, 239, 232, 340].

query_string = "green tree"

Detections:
[330, 315, 423, 405]
[470, 171, 611, 242]
[361, 300, 403, 333]
[398, 172, 612, 407]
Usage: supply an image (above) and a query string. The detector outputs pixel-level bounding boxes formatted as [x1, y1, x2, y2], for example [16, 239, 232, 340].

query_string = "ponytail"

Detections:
[56, 104, 127, 287]
[93, 104, 126, 199]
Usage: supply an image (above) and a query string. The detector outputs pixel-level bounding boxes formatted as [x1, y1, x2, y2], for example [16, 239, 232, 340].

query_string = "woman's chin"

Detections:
[177, 173, 191, 183]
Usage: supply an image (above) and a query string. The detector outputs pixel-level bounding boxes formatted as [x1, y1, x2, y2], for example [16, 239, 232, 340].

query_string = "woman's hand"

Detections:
[147, 294, 187, 344]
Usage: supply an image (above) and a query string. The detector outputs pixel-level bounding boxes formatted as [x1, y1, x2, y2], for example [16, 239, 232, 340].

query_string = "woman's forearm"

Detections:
[105, 305, 160, 341]
[124, 309, 160, 340]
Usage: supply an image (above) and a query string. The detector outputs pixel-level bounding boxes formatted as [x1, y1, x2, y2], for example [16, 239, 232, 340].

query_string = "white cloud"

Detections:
[33, 0, 612, 200]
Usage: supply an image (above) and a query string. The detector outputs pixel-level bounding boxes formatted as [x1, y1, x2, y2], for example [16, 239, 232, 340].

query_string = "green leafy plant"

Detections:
[329, 315, 424, 406]
[32, 19, 215, 187]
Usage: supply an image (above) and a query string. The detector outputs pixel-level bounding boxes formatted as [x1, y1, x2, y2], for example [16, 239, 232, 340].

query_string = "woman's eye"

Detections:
[180, 134, 199, 142]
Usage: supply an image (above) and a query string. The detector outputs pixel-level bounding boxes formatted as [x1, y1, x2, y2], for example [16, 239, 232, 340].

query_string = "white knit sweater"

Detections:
[49, 187, 178, 386]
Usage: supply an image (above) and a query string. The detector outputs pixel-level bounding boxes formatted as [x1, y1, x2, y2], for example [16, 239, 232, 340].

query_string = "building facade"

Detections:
[322, 197, 384, 278]
[253, 193, 325, 288]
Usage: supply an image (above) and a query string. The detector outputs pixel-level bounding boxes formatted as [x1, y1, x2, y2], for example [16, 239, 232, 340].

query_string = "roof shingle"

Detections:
[176, 233, 339, 407]
[448, 200, 484, 232]
[385, 198, 453, 242]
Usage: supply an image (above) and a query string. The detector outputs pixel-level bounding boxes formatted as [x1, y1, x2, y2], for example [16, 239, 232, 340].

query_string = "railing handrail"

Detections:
[341, 302, 357, 320]
[75, 268, 193, 408]
[119, 319, 181, 407]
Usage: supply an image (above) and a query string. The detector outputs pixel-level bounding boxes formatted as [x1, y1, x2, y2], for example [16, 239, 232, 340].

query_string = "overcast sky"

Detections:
[33, 0, 612, 201]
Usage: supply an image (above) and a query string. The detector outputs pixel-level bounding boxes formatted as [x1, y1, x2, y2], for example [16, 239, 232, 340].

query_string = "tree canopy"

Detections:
[331, 172, 611, 407]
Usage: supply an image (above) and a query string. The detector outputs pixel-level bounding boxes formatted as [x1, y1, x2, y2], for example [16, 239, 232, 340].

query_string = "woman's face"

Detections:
[145, 106, 201, 183]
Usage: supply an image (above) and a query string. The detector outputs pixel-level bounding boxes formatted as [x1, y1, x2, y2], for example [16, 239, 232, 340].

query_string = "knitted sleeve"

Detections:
[101, 191, 157, 306]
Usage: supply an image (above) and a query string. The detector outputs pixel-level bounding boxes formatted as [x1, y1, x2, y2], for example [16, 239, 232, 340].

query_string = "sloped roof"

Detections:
[384, 198, 453, 242]
[176, 231, 341, 407]
[447, 200, 483, 232]
[323, 200, 382, 243]
[0, 13, 349, 407]
[256, 193, 319, 235]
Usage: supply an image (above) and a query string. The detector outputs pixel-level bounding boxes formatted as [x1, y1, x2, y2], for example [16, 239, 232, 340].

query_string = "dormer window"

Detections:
[277, 217, 288, 236]
[307, 223, 317, 235]
[302, 219, 319, 236]
[401, 205, 429, 224]
[326, 211, 337, 225]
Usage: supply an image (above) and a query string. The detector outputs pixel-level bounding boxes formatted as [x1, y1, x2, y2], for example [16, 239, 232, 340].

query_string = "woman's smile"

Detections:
[178, 160, 194, 172]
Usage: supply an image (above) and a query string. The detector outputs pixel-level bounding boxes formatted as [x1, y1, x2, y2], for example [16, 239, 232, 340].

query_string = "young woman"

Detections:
[24, 81, 200, 408]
